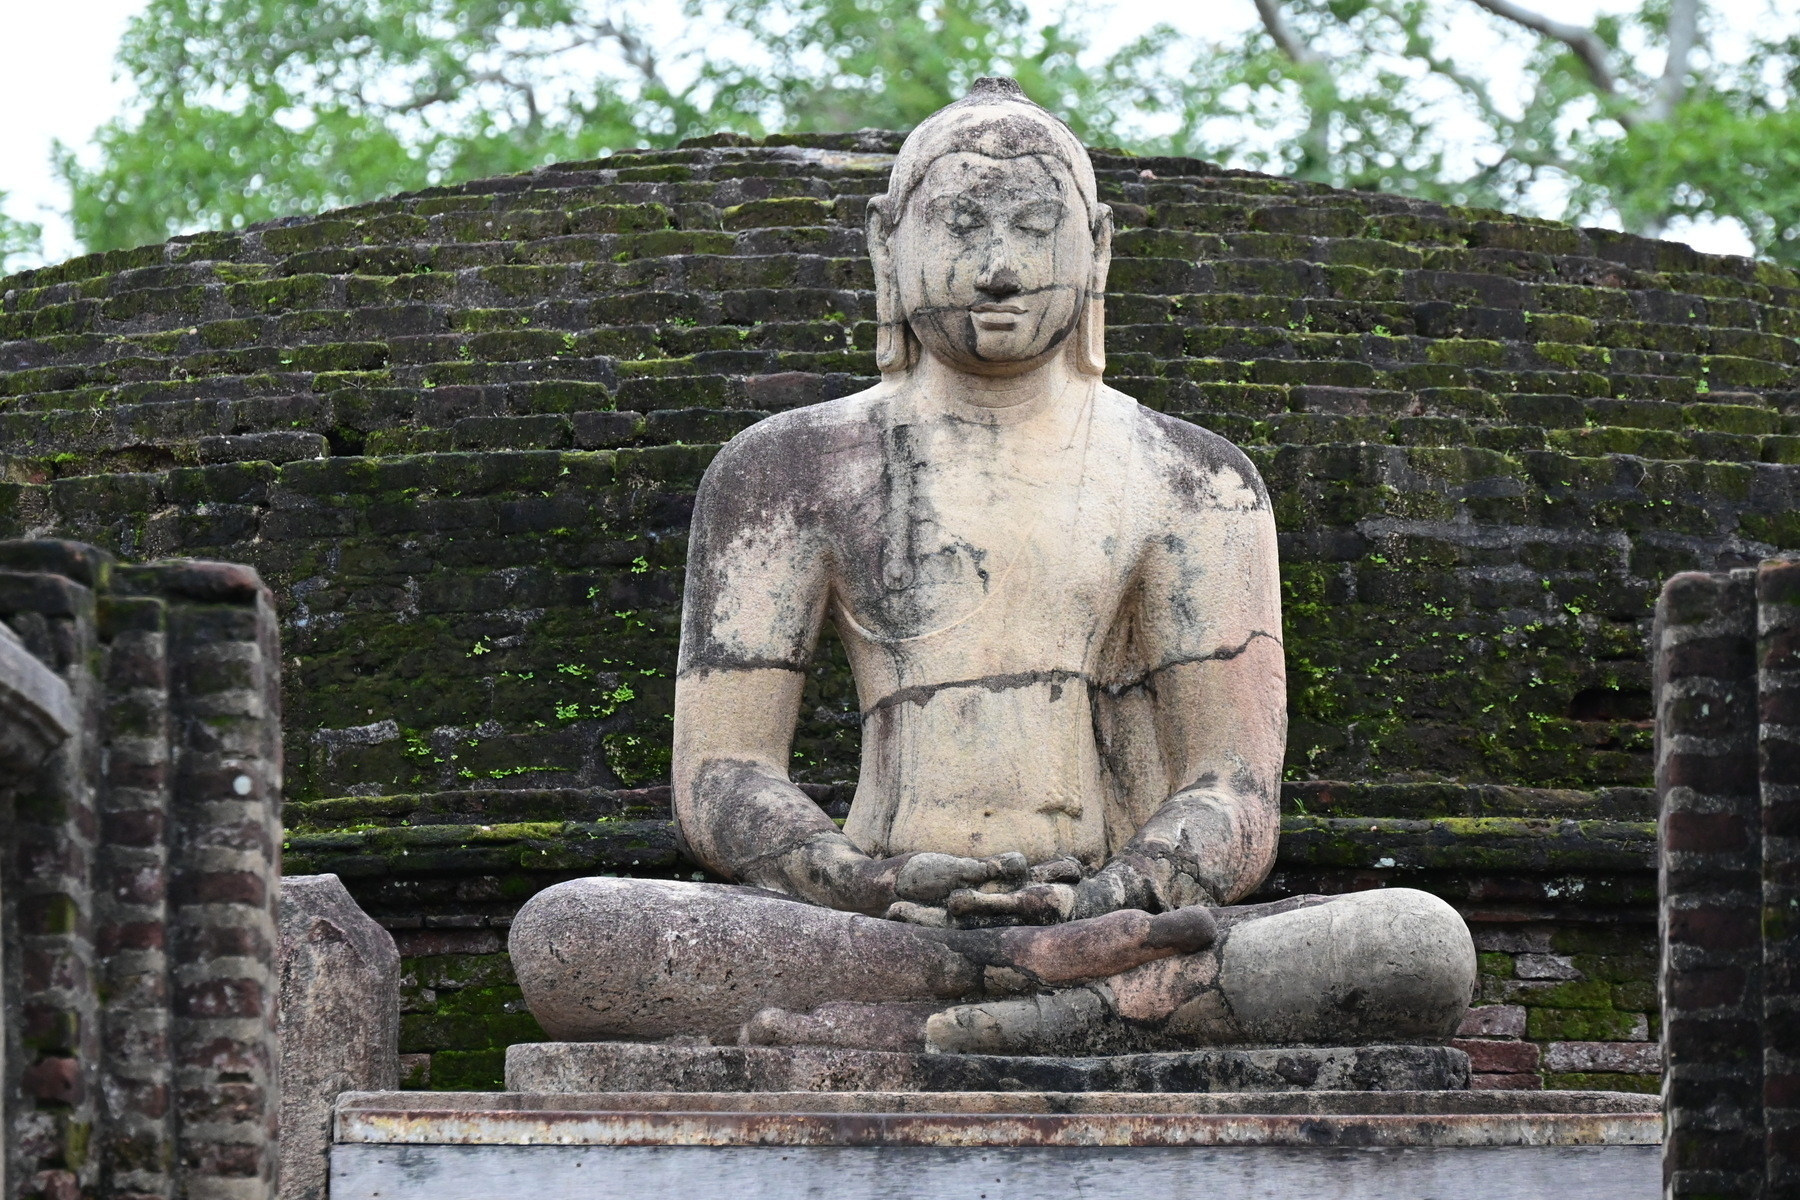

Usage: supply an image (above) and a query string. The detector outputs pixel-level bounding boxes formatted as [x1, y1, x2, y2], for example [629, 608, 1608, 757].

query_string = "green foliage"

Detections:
[63, 0, 1165, 253]
[0, 192, 42, 275]
[698, 0, 1118, 141]
[63, 0, 692, 251]
[53, 0, 1800, 264]
[1143, 0, 1800, 263]
[1577, 35, 1800, 263]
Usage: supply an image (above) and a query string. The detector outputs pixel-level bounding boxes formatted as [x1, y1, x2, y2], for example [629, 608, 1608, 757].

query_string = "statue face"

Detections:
[891, 151, 1093, 375]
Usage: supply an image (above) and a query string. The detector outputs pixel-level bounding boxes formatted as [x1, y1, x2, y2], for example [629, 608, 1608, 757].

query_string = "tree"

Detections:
[61, 1, 697, 253]
[1178, 0, 1800, 262]
[0, 194, 42, 276]
[696, 0, 1111, 141]
[62, 0, 1158, 254]
[53, 0, 1800, 264]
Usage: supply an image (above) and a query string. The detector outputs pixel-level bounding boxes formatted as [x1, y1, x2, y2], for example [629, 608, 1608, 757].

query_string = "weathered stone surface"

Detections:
[279, 874, 400, 1200]
[0, 623, 74, 770]
[329, 1089, 1662, 1200]
[348, 1085, 1660, 1114]
[504, 1040, 1470, 1094]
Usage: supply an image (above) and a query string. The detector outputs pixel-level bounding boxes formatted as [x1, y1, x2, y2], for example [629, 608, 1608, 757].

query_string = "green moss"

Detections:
[227, 274, 337, 312]
[1428, 340, 1508, 367]
[1526, 1007, 1643, 1040]
[1543, 1072, 1659, 1093]
[426, 1050, 512, 1091]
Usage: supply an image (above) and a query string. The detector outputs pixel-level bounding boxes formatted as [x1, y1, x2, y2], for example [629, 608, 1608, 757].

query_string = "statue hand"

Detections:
[1070, 853, 1166, 920]
[893, 851, 1027, 904]
[881, 853, 1030, 926]
[943, 882, 1075, 927]
[779, 835, 1026, 915]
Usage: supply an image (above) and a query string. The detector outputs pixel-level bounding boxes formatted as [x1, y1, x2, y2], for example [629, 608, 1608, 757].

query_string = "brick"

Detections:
[1664, 812, 1754, 854]
[1514, 954, 1581, 980]
[1542, 1040, 1660, 1073]
[1456, 1005, 1527, 1038]
[1469, 1073, 1543, 1090]
[1452, 1038, 1541, 1073]
[22, 1056, 83, 1105]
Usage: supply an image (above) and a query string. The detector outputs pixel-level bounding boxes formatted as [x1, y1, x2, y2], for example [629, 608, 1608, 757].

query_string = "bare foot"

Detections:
[739, 1000, 939, 1052]
[928, 905, 1216, 985]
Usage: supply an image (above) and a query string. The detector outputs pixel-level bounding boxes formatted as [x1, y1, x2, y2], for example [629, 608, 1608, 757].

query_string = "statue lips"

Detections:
[970, 301, 1027, 332]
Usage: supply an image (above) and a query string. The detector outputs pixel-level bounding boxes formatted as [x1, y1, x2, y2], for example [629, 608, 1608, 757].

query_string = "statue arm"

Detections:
[673, 432, 1014, 914]
[1078, 646, 1287, 914]
[1077, 452, 1287, 916]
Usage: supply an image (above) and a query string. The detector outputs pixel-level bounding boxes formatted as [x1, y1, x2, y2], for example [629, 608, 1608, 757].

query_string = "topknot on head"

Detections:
[966, 76, 1027, 101]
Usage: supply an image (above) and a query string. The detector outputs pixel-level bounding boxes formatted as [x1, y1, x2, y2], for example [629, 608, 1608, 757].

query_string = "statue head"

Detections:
[867, 77, 1112, 379]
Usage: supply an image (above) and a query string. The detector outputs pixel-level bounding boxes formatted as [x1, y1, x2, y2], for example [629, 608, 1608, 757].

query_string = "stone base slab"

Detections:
[331, 1090, 1660, 1200]
[331, 1143, 1658, 1200]
[505, 1040, 1471, 1094]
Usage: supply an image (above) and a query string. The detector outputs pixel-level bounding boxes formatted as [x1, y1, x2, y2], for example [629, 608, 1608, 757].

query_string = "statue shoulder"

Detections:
[1120, 397, 1272, 514]
[699, 387, 889, 503]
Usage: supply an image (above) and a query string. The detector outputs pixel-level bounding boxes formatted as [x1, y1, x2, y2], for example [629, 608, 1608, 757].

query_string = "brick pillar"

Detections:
[0, 544, 281, 1200]
[94, 592, 175, 1200]
[0, 603, 78, 1200]
[1762, 560, 1800, 1196]
[0, 566, 106, 1200]
[1656, 568, 1764, 1200]
[137, 564, 283, 1200]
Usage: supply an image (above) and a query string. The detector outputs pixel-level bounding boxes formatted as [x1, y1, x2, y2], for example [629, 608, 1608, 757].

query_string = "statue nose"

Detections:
[977, 263, 1023, 298]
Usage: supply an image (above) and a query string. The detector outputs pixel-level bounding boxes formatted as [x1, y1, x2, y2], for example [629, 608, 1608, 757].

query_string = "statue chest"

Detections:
[831, 432, 1136, 650]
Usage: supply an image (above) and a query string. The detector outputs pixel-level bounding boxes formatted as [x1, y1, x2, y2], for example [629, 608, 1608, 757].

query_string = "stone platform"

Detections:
[506, 1041, 1471, 1094]
[330, 1090, 1661, 1200]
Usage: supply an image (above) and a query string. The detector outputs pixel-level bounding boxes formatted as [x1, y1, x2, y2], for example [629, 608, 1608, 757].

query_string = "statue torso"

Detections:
[817, 382, 1152, 865]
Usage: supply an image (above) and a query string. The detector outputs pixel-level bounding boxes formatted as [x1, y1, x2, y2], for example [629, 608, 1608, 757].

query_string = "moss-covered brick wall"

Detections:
[5, 130, 1790, 1092]
[278, 779, 1661, 1091]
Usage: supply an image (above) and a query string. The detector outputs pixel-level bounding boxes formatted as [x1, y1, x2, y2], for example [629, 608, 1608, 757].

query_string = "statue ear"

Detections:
[1073, 203, 1112, 377]
[867, 198, 917, 375]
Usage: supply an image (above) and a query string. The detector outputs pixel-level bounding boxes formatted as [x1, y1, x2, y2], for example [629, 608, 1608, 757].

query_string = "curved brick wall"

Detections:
[3, 132, 1795, 799]
[5, 131, 1796, 1091]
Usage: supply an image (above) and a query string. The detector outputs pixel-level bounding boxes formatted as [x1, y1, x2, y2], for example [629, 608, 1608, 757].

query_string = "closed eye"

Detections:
[1012, 200, 1066, 235]
[930, 195, 991, 235]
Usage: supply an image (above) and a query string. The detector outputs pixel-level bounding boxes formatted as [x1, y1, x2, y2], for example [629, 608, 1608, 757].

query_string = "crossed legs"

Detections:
[510, 878, 1475, 1053]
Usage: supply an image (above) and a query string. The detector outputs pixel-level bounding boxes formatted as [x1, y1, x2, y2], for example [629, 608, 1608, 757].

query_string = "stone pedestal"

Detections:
[278, 875, 401, 1200]
[328, 1089, 1660, 1200]
[506, 1041, 1470, 1094]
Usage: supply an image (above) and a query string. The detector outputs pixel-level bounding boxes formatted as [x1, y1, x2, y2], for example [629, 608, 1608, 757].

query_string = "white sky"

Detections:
[0, 0, 1781, 265]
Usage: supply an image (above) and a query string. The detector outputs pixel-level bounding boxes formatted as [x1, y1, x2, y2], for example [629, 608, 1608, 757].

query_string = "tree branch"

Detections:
[1368, 0, 1506, 131]
[1645, 0, 1699, 122]
[579, 17, 673, 96]
[1253, 0, 1334, 179]
[1465, 0, 1619, 95]
[1254, 0, 1323, 65]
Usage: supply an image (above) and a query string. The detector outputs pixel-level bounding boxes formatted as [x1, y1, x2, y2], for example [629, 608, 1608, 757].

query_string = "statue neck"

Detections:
[908, 348, 1083, 420]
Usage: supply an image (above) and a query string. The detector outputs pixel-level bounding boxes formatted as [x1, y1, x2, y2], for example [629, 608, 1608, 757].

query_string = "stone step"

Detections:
[505, 1041, 1473, 1095]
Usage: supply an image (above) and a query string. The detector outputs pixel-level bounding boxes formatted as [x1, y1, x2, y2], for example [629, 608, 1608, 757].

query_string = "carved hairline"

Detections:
[869, 152, 1103, 234]
[869, 82, 1102, 234]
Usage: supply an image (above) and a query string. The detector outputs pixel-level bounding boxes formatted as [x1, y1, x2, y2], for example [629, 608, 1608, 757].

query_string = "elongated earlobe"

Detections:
[1073, 204, 1113, 377]
[868, 200, 917, 375]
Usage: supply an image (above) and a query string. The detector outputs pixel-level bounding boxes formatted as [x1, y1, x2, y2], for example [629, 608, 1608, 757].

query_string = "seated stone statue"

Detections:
[512, 77, 1476, 1057]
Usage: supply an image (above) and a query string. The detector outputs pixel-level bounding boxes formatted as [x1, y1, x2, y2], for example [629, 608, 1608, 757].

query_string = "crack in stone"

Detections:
[868, 668, 1091, 714]
[865, 630, 1283, 714]
[1100, 630, 1283, 697]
